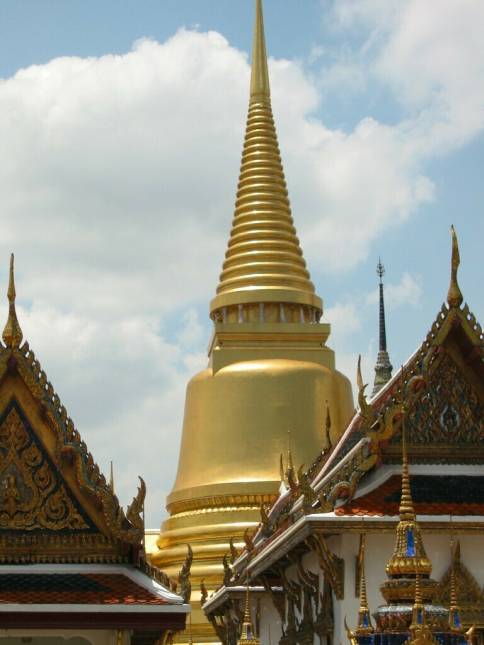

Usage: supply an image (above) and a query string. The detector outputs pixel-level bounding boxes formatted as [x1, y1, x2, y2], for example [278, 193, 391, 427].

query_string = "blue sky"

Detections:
[0, 0, 482, 524]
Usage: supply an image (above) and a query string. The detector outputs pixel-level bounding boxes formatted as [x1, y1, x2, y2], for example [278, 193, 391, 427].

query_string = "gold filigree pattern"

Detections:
[0, 406, 89, 531]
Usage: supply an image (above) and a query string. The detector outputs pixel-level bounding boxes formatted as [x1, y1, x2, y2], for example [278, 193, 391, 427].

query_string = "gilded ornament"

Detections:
[447, 225, 463, 308]
[2, 254, 23, 349]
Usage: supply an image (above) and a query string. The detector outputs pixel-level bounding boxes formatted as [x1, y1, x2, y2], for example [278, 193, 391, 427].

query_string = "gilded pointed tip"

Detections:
[109, 461, 115, 494]
[356, 354, 362, 389]
[447, 225, 463, 308]
[7, 254, 16, 302]
[250, 0, 271, 101]
[3, 253, 23, 349]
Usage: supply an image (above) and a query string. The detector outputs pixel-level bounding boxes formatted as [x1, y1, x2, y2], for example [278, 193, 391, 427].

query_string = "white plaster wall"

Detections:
[255, 527, 484, 645]
[258, 593, 283, 645]
[333, 532, 359, 645]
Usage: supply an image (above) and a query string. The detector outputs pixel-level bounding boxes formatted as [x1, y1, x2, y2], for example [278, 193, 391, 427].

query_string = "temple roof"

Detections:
[0, 564, 184, 609]
[0, 256, 147, 564]
[336, 473, 484, 517]
[222, 229, 483, 577]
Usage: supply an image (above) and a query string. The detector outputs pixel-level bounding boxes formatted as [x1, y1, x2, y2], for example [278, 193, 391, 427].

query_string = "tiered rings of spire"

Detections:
[210, 0, 322, 322]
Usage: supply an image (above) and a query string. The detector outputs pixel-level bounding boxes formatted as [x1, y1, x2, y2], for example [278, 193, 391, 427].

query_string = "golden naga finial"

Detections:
[2, 253, 23, 349]
[355, 534, 373, 635]
[447, 225, 463, 308]
[109, 461, 115, 494]
[250, 0, 270, 102]
[279, 453, 285, 484]
[344, 616, 358, 645]
[285, 430, 298, 492]
[356, 355, 371, 420]
[238, 582, 260, 644]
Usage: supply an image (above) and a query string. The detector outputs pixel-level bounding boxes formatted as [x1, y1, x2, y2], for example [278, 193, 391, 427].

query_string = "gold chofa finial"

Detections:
[250, 0, 270, 101]
[447, 225, 463, 308]
[3, 254, 23, 349]
[109, 461, 115, 494]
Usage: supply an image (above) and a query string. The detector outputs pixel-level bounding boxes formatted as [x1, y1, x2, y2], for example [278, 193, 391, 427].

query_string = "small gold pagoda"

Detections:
[347, 416, 469, 645]
[150, 0, 354, 641]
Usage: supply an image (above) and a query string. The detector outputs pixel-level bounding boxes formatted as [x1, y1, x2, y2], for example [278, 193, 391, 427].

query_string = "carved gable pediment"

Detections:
[0, 340, 146, 563]
[0, 399, 96, 532]
[383, 305, 484, 461]
[389, 349, 483, 448]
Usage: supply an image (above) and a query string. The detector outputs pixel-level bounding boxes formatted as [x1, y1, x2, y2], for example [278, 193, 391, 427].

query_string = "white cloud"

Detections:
[366, 272, 423, 309]
[1, 7, 483, 523]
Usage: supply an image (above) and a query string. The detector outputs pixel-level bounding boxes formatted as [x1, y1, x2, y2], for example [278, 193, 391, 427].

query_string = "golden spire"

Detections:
[355, 534, 373, 635]
[210, 0, 321, 317]
[447, 225, 463, 308]
[399, 424, 415, 522]
[2, 254, 23, 349]
[250, 0, 270, 100]
[238, 584, 260, 644]
[286, 429, 294, 472]
[449, 539, 463, 632]
[109, 461, 115, 494]
[385, 415, 432, 578]
[411, 574, 425, 631]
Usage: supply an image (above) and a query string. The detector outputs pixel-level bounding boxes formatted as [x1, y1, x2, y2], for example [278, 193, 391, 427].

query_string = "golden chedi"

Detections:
[150, 1, 354, 641]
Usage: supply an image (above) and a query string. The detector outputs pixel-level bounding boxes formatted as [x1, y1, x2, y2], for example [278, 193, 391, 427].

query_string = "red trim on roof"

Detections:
[336, 475, 484, 517]
[0, 574, 168, 605]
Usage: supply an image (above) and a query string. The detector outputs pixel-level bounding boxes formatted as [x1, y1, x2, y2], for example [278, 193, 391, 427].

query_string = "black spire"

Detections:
[372, 259, 393, 396]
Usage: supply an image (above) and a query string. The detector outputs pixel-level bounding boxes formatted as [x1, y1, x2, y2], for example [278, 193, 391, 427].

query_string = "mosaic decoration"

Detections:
[391, 351, 482, 446]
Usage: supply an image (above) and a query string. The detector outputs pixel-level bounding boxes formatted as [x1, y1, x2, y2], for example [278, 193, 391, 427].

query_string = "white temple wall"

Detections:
[258, 592, 282, 644]
[254, 525, 484, 644]
[333, 532, 358, 645]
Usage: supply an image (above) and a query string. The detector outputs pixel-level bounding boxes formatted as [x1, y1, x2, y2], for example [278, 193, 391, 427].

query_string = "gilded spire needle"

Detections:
[399, 413, 415, 522]
[238, 581, 260, 644]
[109, 461, 115, 494]
[2, 253, 23, 349]
[355, 534, 373, 634]
[250, 0, 271, 101]
[447, 225, 463, 308]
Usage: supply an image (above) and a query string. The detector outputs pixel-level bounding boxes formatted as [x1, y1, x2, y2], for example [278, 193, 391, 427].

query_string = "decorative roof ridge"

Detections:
[0, 339, 146, 548]
[314, 297, 483, 488]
